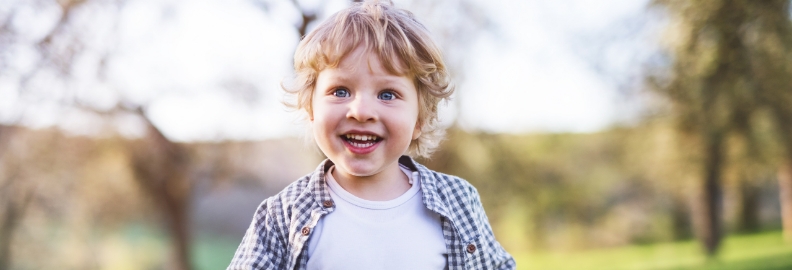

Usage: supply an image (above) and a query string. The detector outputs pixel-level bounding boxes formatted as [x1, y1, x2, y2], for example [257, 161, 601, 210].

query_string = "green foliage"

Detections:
[422, 124, 692, 251]
[648, 0, 792, 255]
[422, 121, 782, 252]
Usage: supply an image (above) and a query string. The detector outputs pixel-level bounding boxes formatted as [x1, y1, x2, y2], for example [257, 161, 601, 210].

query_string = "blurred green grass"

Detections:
[183, 194, 792, 270]
[114, 225, 242, 270]
[191, 230, 792, 270]
[516, 231, 792, 270]
[192, 234, 239, 270]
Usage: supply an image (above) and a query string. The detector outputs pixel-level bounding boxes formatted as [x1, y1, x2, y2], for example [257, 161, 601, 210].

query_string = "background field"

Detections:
[3, 0, 792, 269]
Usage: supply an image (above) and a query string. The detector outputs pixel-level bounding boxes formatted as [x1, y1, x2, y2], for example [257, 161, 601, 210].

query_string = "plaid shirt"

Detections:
[228, 156, 516, 270]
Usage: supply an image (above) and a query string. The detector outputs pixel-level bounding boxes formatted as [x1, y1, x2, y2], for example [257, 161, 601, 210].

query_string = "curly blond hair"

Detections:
[283, 0, 454, 158]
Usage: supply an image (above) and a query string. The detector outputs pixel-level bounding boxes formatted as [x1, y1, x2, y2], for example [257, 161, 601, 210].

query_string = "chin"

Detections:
[335, 158, 382, 176]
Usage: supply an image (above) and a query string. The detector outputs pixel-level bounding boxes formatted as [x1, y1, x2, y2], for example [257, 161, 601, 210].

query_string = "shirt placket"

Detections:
[291, 199, 335, 269]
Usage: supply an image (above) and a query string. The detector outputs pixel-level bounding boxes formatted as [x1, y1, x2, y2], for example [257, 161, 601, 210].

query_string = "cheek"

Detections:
[308, 91, 319, 121]
[310, 102, 341, 134]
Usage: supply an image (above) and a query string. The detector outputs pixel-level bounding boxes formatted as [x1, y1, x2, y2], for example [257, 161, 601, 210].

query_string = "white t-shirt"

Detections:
[305, 165, 447, 270]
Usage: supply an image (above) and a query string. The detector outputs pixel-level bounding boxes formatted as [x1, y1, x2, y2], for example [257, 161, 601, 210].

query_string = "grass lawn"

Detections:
[193, 230, 791, 270]
[192, 234, 240, 270]
[113, 225, 242, 270]
[515, 231, 792, 270]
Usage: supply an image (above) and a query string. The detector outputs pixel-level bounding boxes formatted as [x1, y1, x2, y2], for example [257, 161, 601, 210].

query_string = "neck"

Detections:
[331, 162, 411, 201]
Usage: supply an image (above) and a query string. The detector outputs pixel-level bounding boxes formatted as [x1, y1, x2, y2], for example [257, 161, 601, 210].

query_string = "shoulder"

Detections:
[414, 161, 484, 213]
[258, 159, 332, 217]
[437, 170, 478, 194]
[418, 164, 480, 202]
[258, 172, 316, 219]
[415, 163, 491, 241]
[229, 173, 319, 269]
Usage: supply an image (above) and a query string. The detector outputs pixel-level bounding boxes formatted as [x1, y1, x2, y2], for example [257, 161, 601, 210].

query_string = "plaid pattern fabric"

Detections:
[228, 156, 516, 270]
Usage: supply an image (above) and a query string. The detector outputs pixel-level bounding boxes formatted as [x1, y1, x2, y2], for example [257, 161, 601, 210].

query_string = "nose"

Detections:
[346, 95, 377, 122]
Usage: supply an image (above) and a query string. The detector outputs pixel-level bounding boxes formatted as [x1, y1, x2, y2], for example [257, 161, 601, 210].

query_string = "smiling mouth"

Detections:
[342, 134, 382, 148]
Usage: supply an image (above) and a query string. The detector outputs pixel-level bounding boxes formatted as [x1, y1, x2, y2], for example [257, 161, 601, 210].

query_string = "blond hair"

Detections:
[284, 0, 454, 158]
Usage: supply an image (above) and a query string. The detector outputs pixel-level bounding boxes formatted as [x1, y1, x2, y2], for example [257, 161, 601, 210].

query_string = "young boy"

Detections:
[228, 1, 515, 269]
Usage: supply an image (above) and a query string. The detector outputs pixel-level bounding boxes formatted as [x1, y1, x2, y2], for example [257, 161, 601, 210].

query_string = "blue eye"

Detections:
[332, 88, 350, 97]
[378, 91, 395, 100]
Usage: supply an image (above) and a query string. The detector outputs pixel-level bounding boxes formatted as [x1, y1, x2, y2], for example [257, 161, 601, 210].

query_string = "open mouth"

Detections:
[341, 134, 382, 149]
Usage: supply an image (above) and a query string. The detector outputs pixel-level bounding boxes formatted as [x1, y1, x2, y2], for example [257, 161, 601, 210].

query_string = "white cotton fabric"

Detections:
[305, 165, 447, 270]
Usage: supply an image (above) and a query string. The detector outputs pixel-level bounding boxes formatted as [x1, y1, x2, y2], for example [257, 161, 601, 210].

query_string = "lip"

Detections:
[341, 129, 382, 137]
[342, 138, 380, 154]
[340, 129, 383, 155]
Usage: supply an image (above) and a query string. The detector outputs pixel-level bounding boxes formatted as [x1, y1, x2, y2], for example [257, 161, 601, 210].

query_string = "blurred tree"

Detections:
[0, 125, 157, 269]
[0, 0, 92, 266]
[0, 126, 33, 270]
[746, 1, 792, 243]
[425, 126, 688, 251]
[0, 1, 196, 269]
[251, 0, 320, 37]
[1, 128, 74, 268]
[127, 109, 193, 270]
[652, 0, 792, 254]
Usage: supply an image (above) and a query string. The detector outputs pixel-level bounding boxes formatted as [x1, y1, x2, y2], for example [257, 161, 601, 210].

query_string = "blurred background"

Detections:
[2, 0, 792, 269]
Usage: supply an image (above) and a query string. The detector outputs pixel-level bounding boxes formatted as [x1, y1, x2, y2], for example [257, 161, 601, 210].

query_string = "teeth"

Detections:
[345, 134, 379, 141]
[349, 141, 375, 148]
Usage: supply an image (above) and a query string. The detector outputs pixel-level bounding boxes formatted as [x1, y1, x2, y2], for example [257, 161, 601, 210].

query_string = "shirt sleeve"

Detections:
[227, 198, 289, 270]
[470, 186, 517, 270]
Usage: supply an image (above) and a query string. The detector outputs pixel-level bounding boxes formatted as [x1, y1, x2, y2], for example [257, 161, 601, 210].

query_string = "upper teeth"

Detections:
[345, 134, 379, 141]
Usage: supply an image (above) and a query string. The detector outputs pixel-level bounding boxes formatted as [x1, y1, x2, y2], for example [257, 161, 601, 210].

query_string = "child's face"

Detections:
[311, 46, 421, 180]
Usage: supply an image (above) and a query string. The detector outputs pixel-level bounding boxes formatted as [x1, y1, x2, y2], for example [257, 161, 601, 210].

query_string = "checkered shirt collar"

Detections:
[305, 155, 481, 243]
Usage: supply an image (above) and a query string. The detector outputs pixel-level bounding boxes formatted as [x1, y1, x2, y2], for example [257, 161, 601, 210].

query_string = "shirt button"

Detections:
[466, 244, 476, 253]
[322, 200, 334, 208]
[301, 227, 311, 236]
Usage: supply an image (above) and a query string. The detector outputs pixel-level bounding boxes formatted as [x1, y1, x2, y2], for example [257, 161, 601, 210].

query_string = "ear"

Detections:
[412, 122, 422, 140]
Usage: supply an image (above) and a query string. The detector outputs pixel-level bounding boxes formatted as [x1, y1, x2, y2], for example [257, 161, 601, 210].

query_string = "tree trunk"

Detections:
[163, 189, 191, 270]
[0, 127, 23, 270]
[771, 111, 792, 243]
[0, 183, 33, 270]
[129, 111, 193, 270]
[736, 179, 760, 233]
[671, 196, 692, 240]
[779, 162, 792, 242]
[694, 132, 724, 256]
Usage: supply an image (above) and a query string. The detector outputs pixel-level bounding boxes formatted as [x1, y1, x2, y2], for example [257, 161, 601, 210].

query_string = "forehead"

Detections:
[317, 36, 411, 76]
[318, 50, 414, 92]
[336, 46, 407, 75]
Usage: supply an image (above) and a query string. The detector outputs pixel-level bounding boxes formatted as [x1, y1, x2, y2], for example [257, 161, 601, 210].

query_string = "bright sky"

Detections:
[2, 0, 658, 141]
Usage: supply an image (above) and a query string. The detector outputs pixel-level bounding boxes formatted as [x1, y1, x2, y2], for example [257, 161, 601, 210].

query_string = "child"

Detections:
[228, 1, 515, 269]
